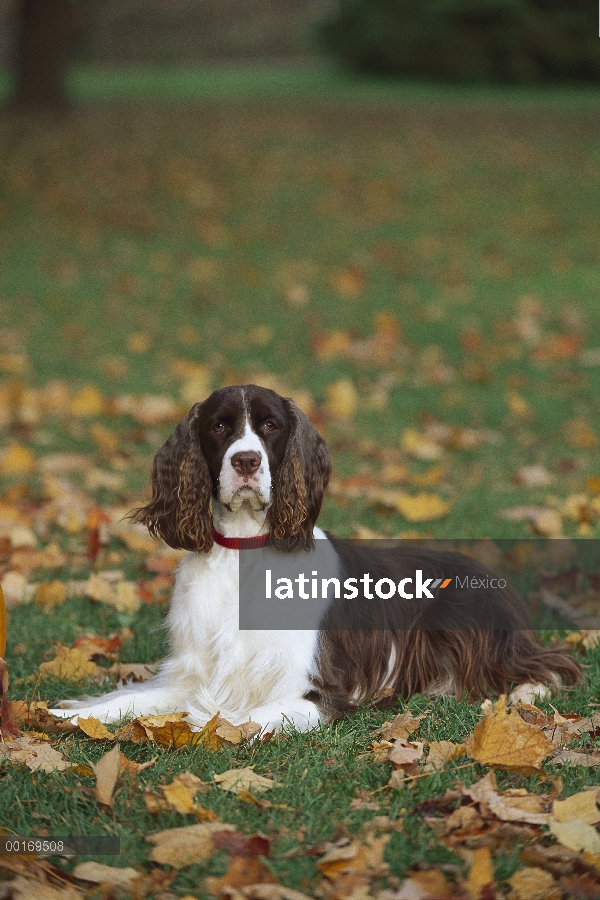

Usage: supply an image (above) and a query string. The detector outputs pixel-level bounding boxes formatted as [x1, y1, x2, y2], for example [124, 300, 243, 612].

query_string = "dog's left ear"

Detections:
[131, 402, 213, 553]
[268, 398, 331, 551]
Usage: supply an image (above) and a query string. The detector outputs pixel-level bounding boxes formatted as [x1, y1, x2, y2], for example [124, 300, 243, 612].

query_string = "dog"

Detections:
[50, 384, 582, 732]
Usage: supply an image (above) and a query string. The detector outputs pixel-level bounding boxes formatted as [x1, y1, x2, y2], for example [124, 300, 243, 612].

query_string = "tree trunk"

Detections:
[11, 0, 80, 112]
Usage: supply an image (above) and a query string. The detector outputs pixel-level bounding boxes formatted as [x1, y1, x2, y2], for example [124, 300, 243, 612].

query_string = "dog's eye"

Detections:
[261, 419, 278, 433]
[211, 422, 226, 435]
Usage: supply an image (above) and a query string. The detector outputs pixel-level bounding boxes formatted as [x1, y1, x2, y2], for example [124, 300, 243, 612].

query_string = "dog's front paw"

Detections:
[509, 682, 551, 705]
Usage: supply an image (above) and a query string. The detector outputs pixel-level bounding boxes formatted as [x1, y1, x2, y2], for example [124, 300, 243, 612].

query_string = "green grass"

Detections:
[1, 69, 600, 894]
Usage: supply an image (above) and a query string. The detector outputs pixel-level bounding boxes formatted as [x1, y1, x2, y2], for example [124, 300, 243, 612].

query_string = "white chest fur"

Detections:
[161, 544, 320, 725]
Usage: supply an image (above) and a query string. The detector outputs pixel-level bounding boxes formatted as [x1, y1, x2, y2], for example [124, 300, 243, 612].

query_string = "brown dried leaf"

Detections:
[377, 711, 424, 742]
[205, 857, 275, 894]
[114, 719, 148, 744]
[552, 749, 600, 768]
[216, 718, 262, 744]
[149, 718, 198, 748]
[92, 743, 121, 807]
[388, 739, 424, 769]
[466, 772, 549, 825]
[421, 740, 464, 774]
[72, 862, 139, 886]
[146, 822, 234, 868]
[214, 766, 274, 795]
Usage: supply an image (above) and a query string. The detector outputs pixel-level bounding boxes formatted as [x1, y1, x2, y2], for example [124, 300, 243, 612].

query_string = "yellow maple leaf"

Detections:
[34, 580, 67, 612]
[393, 492, 450, 522]
[77, 716, 115, 741]
[39, 646, 98, 683]
[191, 711, 224, 751]
[325, 378, 358, 419]
[0, 443, 36, 475]
[464, 695, 552, 774]
[71, 384, 105, 417]
[464, 847, 494, 900]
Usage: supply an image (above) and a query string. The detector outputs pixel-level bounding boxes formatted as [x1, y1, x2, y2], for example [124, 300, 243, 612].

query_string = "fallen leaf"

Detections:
[77, 716, 115, 741]
[393, 492, 450, 522]
[212, 830, 270, 857]
[552, 789, 600, 825]
[394, 870, 454, 898]
[118, 752, 156, 779]
[400, 428, 443, 461]
[26, 742, 74, 773]
[214, 766, 274, 795]
[114, 719, 148, 744]
[34, 581, 67, 612]
[0, 443, 36, 476]
[192, 711, 227, 751]
[146, 822, 235, 868]
[70, 385, 105, 417]
[388, 740, 424, 769]
[466, 772, 549, 825]
[549, 818, 600, 854]
[507, 867, 560, 900]
[216, 718, 262, 744]
[228, 886, 313, 900]
[317, 834, 390, 886]
[93, 743, 121, 806]
[424, 740, 464, 772]
[160, 771, 216, 819]
[205, 857, 275, 894]
[515, 465, 553, 488]
[114, 662, 158, 682]
[552, 749, 600, 767]
[148, 718, 198, 748]
[72, 862, 139, 886]
[464, 695, 553, 773]
[464, 846, 494, 899]
[377, 711, 424, 742]
[325, 378, 358, 419]
[39, 645, 98, 683]
[565, 630, 600, 651]
[0, 875, 82, 900]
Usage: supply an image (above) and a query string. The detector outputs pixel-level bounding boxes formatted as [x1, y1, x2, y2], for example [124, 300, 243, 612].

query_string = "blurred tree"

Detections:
[316, 0, 600, 83]
[10, 0, 85, 112]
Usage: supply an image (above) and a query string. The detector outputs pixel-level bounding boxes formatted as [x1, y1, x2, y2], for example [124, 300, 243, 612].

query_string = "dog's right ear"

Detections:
[131, 402, 213, 553]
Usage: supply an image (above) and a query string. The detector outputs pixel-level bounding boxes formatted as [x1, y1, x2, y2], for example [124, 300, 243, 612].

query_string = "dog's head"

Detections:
[133, 384, 331, 552]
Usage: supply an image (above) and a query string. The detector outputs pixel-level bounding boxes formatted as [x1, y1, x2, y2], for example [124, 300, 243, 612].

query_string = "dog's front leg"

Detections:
[48, 682, 186, 725]
[244, 698, 322, 734]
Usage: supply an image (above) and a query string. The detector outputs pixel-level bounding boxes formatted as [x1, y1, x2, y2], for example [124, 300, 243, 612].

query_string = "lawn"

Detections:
[1, 69, 600, 898]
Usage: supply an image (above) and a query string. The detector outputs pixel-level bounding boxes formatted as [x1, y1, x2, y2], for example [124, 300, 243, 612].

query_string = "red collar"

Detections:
[212, 525, 270, 550]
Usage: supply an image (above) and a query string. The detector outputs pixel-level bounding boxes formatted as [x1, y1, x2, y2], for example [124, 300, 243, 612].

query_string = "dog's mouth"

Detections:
[219, 483, 270, 512]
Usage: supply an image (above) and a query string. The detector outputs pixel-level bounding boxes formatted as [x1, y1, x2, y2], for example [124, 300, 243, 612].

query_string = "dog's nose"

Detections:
[231, 451, 261, 478]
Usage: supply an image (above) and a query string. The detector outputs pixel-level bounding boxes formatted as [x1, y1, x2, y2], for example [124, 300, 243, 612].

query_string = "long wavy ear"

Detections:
[268, 398, 331, 551]
[131, 402, 213, 553]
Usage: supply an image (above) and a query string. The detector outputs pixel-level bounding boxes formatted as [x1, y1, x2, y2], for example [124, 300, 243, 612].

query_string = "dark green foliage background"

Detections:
[317, 0, 600, 83]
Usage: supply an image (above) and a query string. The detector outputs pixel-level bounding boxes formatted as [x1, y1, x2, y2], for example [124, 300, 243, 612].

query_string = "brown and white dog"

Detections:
[51, 385, 581, 731]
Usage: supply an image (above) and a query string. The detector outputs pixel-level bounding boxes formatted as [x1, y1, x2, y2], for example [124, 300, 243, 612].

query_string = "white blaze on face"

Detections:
[218, 418, 272, 510]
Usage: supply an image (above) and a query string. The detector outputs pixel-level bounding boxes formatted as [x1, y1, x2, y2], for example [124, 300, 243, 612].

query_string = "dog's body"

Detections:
[51, 385, 582, 731]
